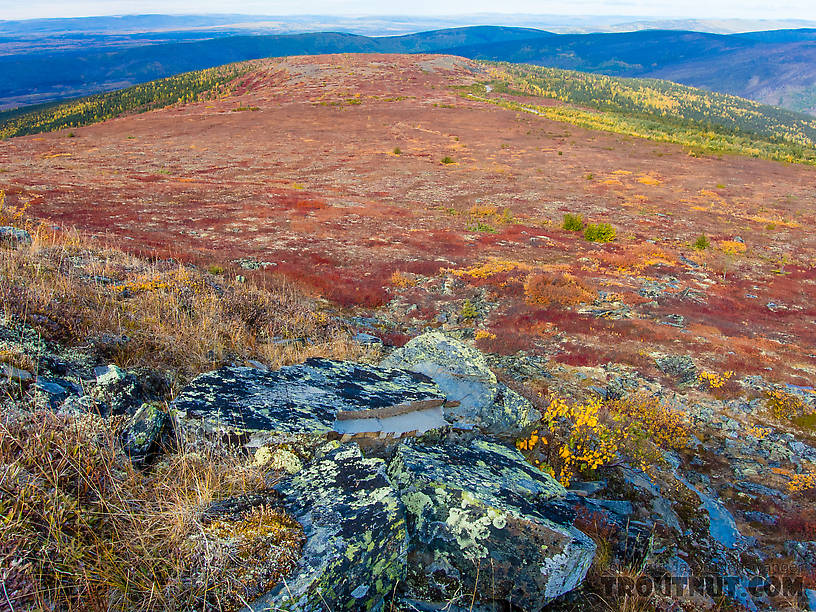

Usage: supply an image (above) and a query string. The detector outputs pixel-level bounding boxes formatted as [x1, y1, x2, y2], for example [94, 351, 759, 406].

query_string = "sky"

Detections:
[4, 0, 816, 21]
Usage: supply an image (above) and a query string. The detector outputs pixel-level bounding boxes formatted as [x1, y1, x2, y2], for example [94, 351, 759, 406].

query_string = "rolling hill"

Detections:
[4, 52, 816, 169]
[3, 25, 816, 115]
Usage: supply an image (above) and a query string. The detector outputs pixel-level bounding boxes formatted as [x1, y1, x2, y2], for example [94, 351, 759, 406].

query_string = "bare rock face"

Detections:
[387, 438, 596, 608]
[247, 444, 408, 611]
[172, 357, 446, 444]
[381, 332, 540, 435]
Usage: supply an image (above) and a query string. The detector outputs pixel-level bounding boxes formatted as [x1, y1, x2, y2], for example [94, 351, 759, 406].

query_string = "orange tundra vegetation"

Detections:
[524, 271, 597, 307]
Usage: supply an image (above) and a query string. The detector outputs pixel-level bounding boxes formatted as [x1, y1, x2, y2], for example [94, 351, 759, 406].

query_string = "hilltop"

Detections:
[3, 24, 816, 115]
[1, 54, 815, 611]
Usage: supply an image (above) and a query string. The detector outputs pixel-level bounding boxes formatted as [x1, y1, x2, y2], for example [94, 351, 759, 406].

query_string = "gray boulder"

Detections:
[172, 357, 446, 443]
[2, 362, 32, 385]
[381, 332, 540, 435]
[92, 364, 144, 416]
[31, 378, 80, 410]
[247, 444, 408, 611]
[655, 355, 697, 384]
[0, 226, 32, 247]
[122, 402, 171, 465]
[387, 438, 595, 608]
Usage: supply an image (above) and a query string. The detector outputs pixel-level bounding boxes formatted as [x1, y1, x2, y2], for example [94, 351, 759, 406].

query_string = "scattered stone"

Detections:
[31, 378, 78, 410]
[784, 540, 816, 571]
[353, 332, 383, 346]
[92, 364, 144, 416]
[2, 363, 33, 384]
[388, 438, 595, 608]
[743, 511, 778, 526]
[249, 444, 407, 611]
[381, 332, 540, 435]
[0, 226, 32, 247]
[568, 480, 608, 496]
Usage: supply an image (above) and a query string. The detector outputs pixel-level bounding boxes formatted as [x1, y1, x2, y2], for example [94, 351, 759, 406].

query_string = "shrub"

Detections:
[562, 213, 584, 231]
[516, 392, 691, 487]
[583, 223, 616, 242]
[441, 156, 455, 164]
[0, 211, 355, 380]
[766, 389, 807, 420]
[466, 221, 496, 233]
[460, 299, 478, 320]
[393, 147, 401, 155]
[390, 270, 416, 288]
[208, 264, 225, 275]
[693, 234, 710, 250]
[524, 271, 596, 307]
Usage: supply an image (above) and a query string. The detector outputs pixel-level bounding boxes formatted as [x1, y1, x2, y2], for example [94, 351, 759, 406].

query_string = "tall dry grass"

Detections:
[0, 191, 368, 387]
[0, 406, 302, 611]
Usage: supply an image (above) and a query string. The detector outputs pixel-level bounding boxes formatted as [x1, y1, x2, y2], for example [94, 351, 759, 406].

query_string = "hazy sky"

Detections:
[4, 0, 816, 21]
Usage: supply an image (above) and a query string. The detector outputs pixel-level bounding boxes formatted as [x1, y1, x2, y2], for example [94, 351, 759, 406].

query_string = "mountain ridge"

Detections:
[3, 25, 816, 115]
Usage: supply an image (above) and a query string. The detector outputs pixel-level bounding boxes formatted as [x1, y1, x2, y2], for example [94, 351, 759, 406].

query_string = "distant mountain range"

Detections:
[2, 21, 816, 115]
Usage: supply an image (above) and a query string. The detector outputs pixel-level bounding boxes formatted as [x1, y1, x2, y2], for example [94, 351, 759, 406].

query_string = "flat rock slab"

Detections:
[247, 444, 407, 611]
[388, 438, 595, 608]
[172, 357, 445, 437]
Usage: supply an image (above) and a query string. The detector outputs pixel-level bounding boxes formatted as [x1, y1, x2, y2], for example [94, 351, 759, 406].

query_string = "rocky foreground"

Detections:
[3, 296, 816, 611]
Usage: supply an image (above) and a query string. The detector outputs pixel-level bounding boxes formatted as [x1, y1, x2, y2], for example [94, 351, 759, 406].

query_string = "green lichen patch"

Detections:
[388, 438, 594, 607]
[249, 444, 408, 611]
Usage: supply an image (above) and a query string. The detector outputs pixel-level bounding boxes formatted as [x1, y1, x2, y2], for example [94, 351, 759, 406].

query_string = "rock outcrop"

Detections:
[388, 437, 595, 608]
[172, 358, 446, 443]
[381, 332, 540, 435]
[248, 444, 408, 611]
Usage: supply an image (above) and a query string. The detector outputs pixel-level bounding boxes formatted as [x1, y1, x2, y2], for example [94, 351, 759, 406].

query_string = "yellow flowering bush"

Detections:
[450, 259, 523, 280]
[747, 426, 771, 440]
[474, 329, 496, 341]
[698, 370, 734, 390]
[517, 393, 691, 487]
[518, 396, 619, 487]
[765, 389, 807, 420]
[788, 472, 816, 493]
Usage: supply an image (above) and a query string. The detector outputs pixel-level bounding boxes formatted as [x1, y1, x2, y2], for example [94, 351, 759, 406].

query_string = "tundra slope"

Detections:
[1, 54, 814, 384]
[1, 54, 815, 611]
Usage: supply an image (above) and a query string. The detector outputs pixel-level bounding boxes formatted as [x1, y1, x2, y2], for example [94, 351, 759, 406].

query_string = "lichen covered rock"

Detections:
[121, 401, 171, 465]
[381, 332, 539, 435]
[0, 226, 32, 247]
[248, 444, 407, 611]
[92, 364, 145, 416]
[387, 438, 595, 608]
[172, 357, 445, 442]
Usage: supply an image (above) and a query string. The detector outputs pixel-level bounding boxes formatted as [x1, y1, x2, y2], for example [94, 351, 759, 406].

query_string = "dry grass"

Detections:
[0, 195, 365, 386]
[524, 271, 597, 308]
[0, 406, 301, 611]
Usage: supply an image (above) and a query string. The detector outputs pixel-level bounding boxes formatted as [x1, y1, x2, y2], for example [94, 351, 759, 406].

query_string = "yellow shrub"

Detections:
[391, 271, 416, 288]
[766, 389, 806, 420]
[788, 472, 816, 493]
[718, 241, 747, 255]
[450, 260, 522, 280]
[474, 329, 496, 341]
[698, 370, 734, 390]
